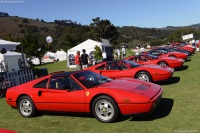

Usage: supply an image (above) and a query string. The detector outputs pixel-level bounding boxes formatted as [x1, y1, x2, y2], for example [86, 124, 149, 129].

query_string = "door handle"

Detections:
[38, 90, 42, 96]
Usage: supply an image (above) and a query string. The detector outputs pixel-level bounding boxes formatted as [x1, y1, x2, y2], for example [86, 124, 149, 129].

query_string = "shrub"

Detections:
[94, 45, 102, 61]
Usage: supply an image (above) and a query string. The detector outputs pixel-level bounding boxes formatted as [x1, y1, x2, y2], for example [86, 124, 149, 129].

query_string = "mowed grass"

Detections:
[0, 51, 200, 133]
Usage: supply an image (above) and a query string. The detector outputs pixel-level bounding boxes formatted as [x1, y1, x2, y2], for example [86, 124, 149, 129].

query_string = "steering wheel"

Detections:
[86, 75, 97, 84]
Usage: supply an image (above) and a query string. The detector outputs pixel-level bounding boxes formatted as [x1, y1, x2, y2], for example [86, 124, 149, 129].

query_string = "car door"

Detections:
[44, 77, 86, 112]
[100, 62, 132, 79]
[31, 78, 49, 110]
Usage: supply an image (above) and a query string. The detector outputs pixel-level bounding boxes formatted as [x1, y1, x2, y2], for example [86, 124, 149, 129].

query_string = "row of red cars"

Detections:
[5, 43, 195, 123]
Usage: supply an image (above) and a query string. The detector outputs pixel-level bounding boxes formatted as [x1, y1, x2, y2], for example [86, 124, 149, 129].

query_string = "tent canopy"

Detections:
[67, 39, 111, 68]
[68, 39, 110, 52]
[0, 39, 20, 51]
[0, 51, 27, 72]
[55, 50, 67, 61]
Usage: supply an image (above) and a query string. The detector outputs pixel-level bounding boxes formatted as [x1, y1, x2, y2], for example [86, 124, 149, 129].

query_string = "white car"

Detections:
[41, 55, 55, 64]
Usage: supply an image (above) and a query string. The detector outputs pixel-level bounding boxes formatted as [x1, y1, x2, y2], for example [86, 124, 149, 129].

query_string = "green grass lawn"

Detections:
[0, 51, 200, 133]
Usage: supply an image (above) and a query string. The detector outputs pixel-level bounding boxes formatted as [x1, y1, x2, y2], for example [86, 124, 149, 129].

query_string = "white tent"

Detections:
[31, 57, 40, 65]
[45, 51, 56, 57]
[0, 39, 28, 72]
[55, 50, 67, 61]
[0, 39, 20, 51]
[0, 51, 27, 72]
[67, 39, 111, 68]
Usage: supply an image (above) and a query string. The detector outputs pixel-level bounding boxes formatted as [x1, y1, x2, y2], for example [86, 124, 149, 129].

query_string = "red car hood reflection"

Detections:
[141, 64, 172, 71]
[96, 78, 160, 97]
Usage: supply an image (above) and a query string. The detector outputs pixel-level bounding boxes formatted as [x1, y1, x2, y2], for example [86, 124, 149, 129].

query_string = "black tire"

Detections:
[135, 71, 152, 82]
[92, 95, 120, 123]
[158, 61, 168, 67]
[18, 96, 36, 118]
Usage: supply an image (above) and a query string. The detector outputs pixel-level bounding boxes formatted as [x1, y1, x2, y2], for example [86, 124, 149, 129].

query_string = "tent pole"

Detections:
[20, 44, 26, 69]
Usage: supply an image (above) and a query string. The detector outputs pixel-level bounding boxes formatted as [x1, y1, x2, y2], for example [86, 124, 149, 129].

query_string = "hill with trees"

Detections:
[1, 12, 200, 61]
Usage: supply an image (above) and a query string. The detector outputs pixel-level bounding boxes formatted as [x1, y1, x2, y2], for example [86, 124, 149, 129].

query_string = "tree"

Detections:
[167, 27, 195, 42]
[36, 18, 39, 21]
[89, 17, 119, 43]
[19, 34, 47, 63]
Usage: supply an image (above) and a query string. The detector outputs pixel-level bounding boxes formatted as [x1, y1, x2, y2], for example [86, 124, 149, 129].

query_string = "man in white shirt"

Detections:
[117, 48, 121, 60]
[102, 51, 107, 61]
[135, 47, 139, 55]
[122, 46, 126, 58]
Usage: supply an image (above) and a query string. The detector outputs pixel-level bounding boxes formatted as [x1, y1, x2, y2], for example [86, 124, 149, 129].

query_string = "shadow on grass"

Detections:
[175, 65, 189, 71]
[156, 76, 180, 85]
[129, 98, 174, 121]
[185, 59, 191, 62]
[36, 111, 95, 120]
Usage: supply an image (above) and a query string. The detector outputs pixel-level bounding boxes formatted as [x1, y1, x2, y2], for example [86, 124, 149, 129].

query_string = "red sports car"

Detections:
[124, 54, 184, 69]
[6, 70, 163, 123]
[145, 49, 188, 60]
[0, 128, 18, 133]
[181, 45, 195, 53]
[86, 60, 174, 82]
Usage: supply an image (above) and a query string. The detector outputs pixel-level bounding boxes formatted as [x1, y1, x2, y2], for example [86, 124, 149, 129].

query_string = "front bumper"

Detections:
[118, 87, 163, 115]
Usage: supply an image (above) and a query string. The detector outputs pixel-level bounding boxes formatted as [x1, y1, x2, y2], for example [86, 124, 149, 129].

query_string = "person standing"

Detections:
[117, 47, 121, 60]
[75, 51, 81, 70]
[81, 49, 89, 69]
[140, 46, 145, 53]
[102, 51, 107, 61]
[195, 40, 200, 52]
[135, 47, 140, 55]
[121, 46, 126, 58]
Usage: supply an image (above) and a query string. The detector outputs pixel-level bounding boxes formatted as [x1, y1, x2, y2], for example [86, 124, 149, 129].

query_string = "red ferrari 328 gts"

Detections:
[124, 54, 184, 69]
[87, 60, 174, 83]
[6, 70, 163, 123]
[144, 49, 188, 60]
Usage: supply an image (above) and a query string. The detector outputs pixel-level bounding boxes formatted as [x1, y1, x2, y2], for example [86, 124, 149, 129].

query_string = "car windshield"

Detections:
[121, 60, 140, 68]
[73, 70, 112, 88]
[146, 54, 159, 59]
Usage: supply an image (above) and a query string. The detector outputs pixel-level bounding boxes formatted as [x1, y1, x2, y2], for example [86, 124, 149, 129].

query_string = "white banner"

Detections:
[182, 33, 193, 40]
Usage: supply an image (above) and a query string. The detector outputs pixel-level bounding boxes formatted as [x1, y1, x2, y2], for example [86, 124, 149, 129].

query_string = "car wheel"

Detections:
[18, 96, 36, 118]
[158, 61, 168, 67]
[92, 95, 119, 123]
[135, 72, 152, 82]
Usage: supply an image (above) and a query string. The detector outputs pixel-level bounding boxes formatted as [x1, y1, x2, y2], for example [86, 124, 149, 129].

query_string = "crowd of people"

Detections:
[114, 46, 126, 60]
[75, 46, 128, 70]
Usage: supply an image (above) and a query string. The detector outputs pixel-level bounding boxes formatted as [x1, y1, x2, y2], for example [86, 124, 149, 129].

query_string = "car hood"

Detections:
[158, 56, 184, 62]
[140, 64, 173, 71]
[97, 78, 162, 98]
